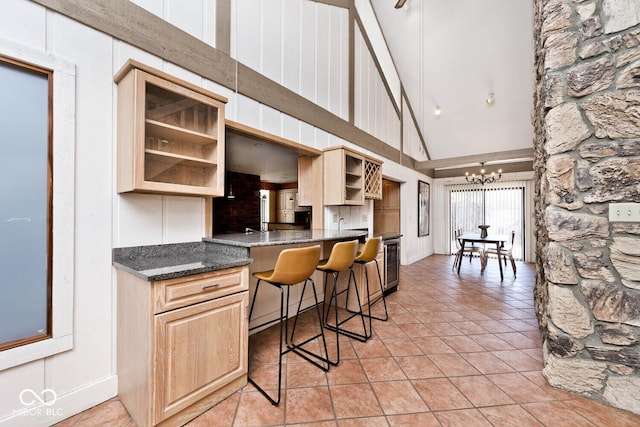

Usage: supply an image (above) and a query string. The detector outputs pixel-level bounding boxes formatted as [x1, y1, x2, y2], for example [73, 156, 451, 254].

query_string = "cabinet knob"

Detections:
[202, 283, 221, 291]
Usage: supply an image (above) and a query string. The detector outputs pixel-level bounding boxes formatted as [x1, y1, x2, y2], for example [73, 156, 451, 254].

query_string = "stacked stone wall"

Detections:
[534, 0, 640, 414]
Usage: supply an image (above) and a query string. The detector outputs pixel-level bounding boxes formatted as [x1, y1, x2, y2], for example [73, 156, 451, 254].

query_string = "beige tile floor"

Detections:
[55, 254, 640, 426]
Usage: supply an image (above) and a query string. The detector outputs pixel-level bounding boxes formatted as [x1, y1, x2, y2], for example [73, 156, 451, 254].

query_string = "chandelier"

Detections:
[465, 162, 502, 185]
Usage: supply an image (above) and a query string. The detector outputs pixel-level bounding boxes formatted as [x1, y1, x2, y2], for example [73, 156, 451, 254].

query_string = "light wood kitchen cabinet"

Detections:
[117, 266, 249, 427]
[276, 210, 294, 223]
[374, 180, 401, 234]
[277, 188, 304, 222]
[297, 156, 314, 206]
[323, 147, 365, 205]
[115, 60, 227, 197]
[279, 189, 296, 211]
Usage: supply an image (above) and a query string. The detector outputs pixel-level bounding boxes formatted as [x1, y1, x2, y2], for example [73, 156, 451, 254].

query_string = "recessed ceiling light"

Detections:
[486, 92, 495, 106]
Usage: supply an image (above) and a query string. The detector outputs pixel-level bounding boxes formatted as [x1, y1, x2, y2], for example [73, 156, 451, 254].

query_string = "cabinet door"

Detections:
[284, 190, 295, 211]
[297, 156, 313, 206]
[283, 211, 294, 223]
[153, 291, 248, 423]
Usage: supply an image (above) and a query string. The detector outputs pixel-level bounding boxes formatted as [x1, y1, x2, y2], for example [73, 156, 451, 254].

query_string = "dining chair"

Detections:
[452, 229, 483, 270]
[481, 230, 516, 276]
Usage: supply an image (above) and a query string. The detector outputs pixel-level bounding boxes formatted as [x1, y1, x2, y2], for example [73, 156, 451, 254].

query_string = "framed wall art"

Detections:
[418, 180, 430, 236]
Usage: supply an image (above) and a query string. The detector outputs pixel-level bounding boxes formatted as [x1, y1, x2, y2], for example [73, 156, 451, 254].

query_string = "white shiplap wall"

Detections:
[353, 26, 401, 150]
[234, 0, 349, 121]
[402, 94, 428, 161]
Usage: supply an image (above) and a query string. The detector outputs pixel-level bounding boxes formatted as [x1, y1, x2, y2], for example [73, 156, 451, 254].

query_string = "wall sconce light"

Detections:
[485, 92, 495, 106]
[434, 105, 442, 117]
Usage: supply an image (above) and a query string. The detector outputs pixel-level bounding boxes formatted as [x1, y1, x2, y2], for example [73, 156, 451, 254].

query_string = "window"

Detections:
[450, 184, 525, 260]
[0, 38, 75, 370]
[0, 57, 52, 351]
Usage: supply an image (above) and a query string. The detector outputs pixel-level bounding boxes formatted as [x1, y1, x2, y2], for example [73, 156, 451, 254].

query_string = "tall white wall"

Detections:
[233, 0, 349, 121]
[402, 95, 428, 161]
[0, 0, 431, 424]
[353, 26, 401, 149]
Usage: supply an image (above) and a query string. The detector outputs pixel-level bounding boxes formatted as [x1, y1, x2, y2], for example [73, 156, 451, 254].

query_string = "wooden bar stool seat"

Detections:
[247, 245, 329, 405]
[317, 239, 369, 366]
[354, 237, 388, 326]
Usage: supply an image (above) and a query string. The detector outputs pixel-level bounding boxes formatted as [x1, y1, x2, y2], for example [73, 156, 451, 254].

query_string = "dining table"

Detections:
[457, 233, 510, 280]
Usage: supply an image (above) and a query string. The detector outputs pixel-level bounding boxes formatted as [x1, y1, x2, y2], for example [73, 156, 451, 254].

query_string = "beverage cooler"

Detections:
[383, 238, 400, 294]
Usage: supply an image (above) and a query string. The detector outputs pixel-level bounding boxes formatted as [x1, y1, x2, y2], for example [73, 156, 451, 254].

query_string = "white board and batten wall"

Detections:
[0, 0, 431, 425]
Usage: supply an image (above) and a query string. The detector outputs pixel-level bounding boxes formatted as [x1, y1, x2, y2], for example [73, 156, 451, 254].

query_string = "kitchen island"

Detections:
[203, 229, 368, 330]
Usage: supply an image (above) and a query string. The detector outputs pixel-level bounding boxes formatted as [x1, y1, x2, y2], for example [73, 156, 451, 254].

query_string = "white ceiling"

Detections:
[371, 0, 535, 162]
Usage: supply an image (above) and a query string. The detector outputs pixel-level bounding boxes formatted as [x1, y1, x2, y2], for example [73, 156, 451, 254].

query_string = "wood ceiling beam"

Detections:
[415, 148, 534, 170]
[433, 160, 533, 179]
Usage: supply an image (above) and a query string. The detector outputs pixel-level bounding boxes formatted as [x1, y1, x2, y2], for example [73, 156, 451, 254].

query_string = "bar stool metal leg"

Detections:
[322, 266, 370, 355]
[358, 257, 388, 323]
[247, 244, 329, 406]
[247, 279, 286, 405]
[288, 278, 330, 371]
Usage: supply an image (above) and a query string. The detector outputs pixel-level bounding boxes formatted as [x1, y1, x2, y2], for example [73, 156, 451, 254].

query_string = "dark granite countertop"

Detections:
[113, 241, 252, 281]
[203, 229, 368, 248]
[378, 233, 402, 241]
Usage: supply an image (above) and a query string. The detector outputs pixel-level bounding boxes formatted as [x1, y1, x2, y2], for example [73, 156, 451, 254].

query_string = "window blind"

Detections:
[448, 182, 525, 260]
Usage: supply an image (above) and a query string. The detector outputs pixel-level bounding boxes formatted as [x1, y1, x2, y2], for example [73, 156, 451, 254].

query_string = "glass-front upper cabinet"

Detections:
[115, 61, 227, 197]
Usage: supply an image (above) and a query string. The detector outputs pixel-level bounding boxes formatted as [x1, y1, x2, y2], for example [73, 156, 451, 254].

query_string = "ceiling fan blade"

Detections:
[395, 0, 407, 9]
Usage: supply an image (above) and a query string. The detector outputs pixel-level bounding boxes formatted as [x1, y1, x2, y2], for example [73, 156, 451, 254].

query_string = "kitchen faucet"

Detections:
[338, 217, 345, 232]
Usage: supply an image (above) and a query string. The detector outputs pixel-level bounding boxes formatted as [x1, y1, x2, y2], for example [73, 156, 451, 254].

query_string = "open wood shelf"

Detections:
[145, 149, 217, 168]
[145, 120, 217, 146]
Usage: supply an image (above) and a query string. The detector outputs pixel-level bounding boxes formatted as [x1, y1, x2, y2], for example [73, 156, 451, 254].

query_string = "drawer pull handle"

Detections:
[202, 283, 221, 291]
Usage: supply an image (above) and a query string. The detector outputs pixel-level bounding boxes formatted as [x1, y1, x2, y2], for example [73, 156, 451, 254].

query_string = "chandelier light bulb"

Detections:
[434, 105, 441, 116]
[485, 92, 495, 106]
[464, 162, 502, 185]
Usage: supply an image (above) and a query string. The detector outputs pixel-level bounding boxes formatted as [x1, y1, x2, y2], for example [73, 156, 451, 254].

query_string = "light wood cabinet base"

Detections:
[117, 267, 248, 427]
[155, 376, 246, 427]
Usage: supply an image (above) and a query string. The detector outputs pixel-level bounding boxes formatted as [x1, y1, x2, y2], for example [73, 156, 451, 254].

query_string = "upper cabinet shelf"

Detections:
[115, 60, 227, 197]
[323, 146, 383, 205]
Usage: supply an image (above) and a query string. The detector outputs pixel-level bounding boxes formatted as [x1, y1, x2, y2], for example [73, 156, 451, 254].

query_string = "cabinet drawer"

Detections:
[154, 266, 249, 313]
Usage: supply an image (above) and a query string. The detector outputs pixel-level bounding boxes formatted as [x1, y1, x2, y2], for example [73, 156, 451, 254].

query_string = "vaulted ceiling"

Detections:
[371, 0, 535, 171]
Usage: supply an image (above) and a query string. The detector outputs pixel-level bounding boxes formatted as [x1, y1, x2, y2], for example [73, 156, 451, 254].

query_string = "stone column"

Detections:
[534, 0, 640, 415]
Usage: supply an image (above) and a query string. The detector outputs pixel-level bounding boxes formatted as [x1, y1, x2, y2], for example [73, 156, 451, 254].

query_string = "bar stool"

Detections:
[317, 239, 368, 366]
[354, 237, 388, 329]
[247, 245, 329, 405]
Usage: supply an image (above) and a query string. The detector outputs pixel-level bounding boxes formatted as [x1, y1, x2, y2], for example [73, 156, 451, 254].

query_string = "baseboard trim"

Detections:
[0, 375, 117, 427]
